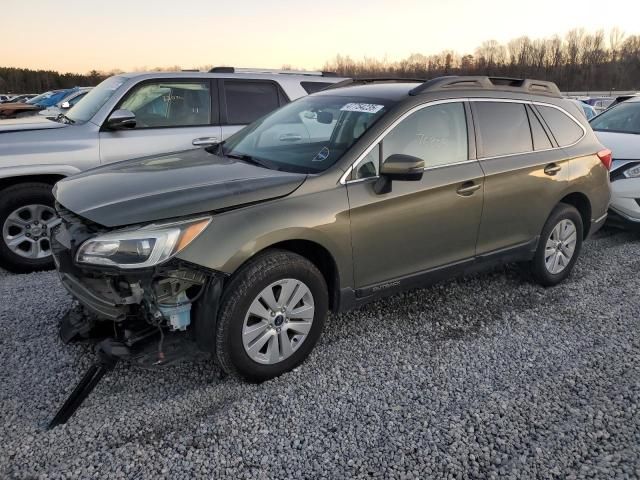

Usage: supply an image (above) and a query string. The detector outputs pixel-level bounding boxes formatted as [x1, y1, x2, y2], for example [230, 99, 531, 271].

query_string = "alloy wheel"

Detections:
[242, 278, 315, 365]
[544, 219, 577, 275]
[2, 204, 59, 259]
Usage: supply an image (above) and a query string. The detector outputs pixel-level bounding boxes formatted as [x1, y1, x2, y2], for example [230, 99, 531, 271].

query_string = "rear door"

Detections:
[472, 100, 573, 254]
[219, 79, 289, 140]
[347, 100, 485, 289]
[99, 79, 221, 164]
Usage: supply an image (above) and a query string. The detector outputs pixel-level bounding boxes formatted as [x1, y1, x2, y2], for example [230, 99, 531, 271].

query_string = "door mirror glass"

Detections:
[60, 101, 71, 109]
[106, 109, 137, 130]
[380, 154, 424, 181]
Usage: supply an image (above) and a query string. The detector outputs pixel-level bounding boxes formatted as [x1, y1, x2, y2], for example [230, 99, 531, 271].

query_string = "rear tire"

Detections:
[215, 250, 328, 382]
[0, 183, 57, 273]
[530, 203, 583, 287]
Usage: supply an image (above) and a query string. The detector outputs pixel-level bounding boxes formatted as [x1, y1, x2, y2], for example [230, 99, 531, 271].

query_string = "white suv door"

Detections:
[99, 79, 221, 164]
[219, 79, 289, 140]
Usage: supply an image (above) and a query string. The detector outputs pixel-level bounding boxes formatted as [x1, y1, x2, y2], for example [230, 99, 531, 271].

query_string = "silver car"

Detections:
[0, 68, 347, 272]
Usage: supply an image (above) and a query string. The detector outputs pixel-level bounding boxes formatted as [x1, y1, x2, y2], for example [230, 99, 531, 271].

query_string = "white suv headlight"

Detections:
[623, 164, 640, 179]
[76, 217, 211, 269]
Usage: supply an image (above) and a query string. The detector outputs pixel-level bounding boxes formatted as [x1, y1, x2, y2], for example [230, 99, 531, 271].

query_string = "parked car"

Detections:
[1, 94, 35, 104]
[582, 97, 615, 113]
[50, 76, 611, 385]
[568, 98, 597, 120]
[590, 96, 640, 229]
[0, 95, 12, 102]
[38, 87, 93, 119]
[0, 89, 73, 119]
[0, 68, 346, 272]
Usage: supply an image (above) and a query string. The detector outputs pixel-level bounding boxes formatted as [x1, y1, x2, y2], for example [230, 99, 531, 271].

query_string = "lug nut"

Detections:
[276, 327, 281, 333]
[270, 311, 275, 317]
[25, 225, 30, 229]
[26, 233, 31, 237]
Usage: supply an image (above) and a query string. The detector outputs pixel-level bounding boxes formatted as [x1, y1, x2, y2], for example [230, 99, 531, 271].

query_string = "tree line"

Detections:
[2, 28, 639, 94]
[323, 28, 640, 92]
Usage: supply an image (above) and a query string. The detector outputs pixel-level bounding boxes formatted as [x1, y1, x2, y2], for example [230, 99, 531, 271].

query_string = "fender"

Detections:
[0, 164, 82, 180]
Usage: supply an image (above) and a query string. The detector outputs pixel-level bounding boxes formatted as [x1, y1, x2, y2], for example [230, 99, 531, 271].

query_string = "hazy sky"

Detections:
[2, 0, 639, 73]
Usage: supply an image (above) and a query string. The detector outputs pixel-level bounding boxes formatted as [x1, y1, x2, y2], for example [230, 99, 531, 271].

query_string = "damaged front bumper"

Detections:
[51, 205, 225, 349]
[46, 206, 226, 428]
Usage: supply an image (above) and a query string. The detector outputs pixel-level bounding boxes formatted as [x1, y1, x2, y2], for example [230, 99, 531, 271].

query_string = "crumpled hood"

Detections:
[53, 148, 307, 227]
[0, 116, 68, 133]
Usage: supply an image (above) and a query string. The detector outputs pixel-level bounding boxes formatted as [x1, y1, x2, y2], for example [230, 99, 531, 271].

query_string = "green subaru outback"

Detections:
[52, 76, 611, 384]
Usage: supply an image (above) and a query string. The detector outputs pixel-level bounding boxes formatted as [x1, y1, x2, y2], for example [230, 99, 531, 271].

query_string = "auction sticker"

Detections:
[340, 103, 385, 114]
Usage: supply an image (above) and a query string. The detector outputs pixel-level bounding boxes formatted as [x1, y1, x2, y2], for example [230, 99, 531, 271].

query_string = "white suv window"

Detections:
[120, 81, 211, 128]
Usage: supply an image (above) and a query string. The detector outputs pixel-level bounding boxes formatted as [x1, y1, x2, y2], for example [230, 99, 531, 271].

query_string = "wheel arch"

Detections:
[226, 238, 342, 313]
[558, 192, 592, 238]
[0, 174, 66, 191]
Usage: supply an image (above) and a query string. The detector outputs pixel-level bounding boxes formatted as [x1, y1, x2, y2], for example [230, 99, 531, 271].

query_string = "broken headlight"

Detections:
[76, 217, 211, 269]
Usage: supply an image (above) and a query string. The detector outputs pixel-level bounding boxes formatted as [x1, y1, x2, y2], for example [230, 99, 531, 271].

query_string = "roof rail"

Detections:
[322, 77, 424, 91]
[408, 76, 562, 98]
[208, 66, 337, 77]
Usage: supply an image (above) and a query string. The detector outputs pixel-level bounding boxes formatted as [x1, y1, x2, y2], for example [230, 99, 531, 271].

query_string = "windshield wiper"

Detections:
[225, 152, 272, 169]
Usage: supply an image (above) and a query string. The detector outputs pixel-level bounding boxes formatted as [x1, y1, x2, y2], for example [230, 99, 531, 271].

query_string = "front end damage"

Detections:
[47, 205, 224, 429]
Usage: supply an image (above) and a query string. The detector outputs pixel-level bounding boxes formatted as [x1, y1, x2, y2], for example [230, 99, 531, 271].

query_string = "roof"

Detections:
[314, 82, 420, 101]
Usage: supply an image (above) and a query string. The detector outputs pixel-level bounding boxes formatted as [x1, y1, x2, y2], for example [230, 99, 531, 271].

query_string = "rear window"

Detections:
[526, 105, 553, 150]
[474, 102, 532, 157]
[300, 81, 333, 94]
[223, 81, 282, 125]
[536, 105, 584, 146]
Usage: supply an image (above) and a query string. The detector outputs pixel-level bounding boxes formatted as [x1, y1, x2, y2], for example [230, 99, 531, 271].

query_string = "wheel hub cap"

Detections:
[242, 278, 315, 365]
[2, 204, 59, 260]
[544, 219, 577, 275]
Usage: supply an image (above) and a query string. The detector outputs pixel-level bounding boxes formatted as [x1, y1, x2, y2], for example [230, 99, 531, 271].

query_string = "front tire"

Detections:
[0, 183, 57, 273]
[215, 250, 328, 382]
[530, 203, 583, 287]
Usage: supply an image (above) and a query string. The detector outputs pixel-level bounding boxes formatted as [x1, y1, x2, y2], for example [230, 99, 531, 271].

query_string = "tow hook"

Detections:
[47, 340, 123, 430]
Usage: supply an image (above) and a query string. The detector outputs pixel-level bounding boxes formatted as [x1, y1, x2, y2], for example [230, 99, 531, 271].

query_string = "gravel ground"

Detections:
[1, 228, 639, 479]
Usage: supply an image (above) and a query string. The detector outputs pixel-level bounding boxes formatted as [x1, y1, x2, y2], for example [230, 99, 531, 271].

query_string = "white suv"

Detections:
[0, 68, 347, 272]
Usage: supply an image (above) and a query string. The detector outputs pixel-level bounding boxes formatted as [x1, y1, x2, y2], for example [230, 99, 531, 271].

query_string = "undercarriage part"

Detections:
[47, 341, 119, 429]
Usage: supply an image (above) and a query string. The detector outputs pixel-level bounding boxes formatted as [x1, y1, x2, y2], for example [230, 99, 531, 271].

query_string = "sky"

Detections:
[2, 0, 640, 74]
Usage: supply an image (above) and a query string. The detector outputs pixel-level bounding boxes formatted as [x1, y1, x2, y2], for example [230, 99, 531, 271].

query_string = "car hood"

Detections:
[54, 148, 307, 227]
[0, 116, 67, 132]
[595, 130, 640, 160]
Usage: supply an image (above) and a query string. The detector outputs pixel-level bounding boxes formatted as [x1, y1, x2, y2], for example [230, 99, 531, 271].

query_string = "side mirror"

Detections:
[106, 109, 136, 130]
[374, 154, 424, 194]
[60, 101, 71, 109]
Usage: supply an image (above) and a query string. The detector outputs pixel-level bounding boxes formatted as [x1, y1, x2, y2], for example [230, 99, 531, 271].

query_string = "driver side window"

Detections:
[119, 81, 211, 129]
[355, 144, 380, 179]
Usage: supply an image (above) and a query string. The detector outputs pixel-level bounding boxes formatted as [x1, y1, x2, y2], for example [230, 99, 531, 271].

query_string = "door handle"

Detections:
[544, 163, 562, 176]
[456, 181, 482, 196]
[192, 137, 219, 146]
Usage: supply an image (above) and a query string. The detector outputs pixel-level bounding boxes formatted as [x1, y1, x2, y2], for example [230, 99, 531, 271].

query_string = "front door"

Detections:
[99, 79, 221, 164]
[347, 101, 484, 290]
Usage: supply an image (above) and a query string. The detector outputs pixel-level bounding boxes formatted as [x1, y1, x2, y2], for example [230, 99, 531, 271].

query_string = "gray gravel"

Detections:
[1, 228, 639, 479]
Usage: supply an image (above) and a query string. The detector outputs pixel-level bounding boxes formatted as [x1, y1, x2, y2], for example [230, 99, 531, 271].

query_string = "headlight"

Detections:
[76, 217, 211, 268]
[623, 164, 640, 179]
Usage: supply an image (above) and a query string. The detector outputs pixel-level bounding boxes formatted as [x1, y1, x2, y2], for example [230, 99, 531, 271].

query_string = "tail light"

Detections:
[597, 149, 612, 170]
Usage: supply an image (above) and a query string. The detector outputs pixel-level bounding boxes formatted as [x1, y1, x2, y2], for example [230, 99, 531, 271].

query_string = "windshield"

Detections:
[590, 101, 640, 135]
[221, 95, 393, 173]
[66, 76, 126, 123]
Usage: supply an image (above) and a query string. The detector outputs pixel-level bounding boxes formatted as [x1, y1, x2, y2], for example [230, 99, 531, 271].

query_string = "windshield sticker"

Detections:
[340, 103, 384, 114]
[313, 147, 330, 162]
